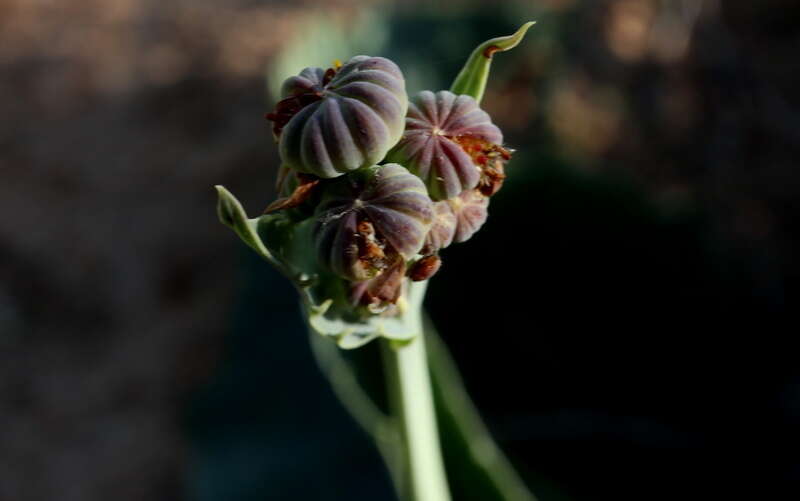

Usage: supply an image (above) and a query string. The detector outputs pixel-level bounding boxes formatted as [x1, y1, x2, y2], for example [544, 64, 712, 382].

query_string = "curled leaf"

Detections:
[449, 21, 535, 104]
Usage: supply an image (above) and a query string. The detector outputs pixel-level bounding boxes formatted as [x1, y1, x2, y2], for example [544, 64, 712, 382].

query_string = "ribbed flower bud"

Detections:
[421, 200, 457, 254]
[420, 188, 489, 253]
[267, 56, 408, 179]
[313, 164, 433, 281]
[385, 90, 511, 200]
[448, 189, 489, 243]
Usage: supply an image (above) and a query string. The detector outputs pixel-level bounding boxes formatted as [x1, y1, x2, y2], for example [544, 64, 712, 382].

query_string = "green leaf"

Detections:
[215, 185, 281, 267]
[449, 21, 535, 104]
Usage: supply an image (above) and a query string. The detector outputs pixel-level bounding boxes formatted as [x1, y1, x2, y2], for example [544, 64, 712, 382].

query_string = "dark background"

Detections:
[1, 0, 798, 500]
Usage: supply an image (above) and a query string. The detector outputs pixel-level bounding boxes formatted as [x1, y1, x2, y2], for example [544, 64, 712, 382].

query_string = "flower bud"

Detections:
[386, 90, 510, 200]
[421, 200, 457, 254]
[313, 164, 433, 281]
[267, 56, 408, 179]
[448, 189, 489, 243]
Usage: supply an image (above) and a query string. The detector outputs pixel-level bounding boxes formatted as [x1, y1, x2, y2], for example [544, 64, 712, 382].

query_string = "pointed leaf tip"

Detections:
[449, 21, 536, 104]
[215, 185, 241, 228]
[215, 185, 281, 268]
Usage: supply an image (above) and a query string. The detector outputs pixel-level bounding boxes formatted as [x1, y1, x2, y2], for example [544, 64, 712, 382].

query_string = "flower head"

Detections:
[267, 56, 408, 179]
[386, 90, 511, 200]
[313, 164, 433, 282]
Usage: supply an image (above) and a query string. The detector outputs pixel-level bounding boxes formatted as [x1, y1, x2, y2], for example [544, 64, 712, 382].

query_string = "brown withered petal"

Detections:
[448, 189, 489, 243]
[408, 254, 442, 281]
[351, 256, 407, 310]
[386, 90, 503, 200]
[263, 174, 320, 213]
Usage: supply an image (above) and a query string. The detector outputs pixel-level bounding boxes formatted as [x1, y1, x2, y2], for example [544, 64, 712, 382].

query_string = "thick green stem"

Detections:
[308, 331, 406, 498]
[425, 317, 538, 501]
[383, 318, 451, 501]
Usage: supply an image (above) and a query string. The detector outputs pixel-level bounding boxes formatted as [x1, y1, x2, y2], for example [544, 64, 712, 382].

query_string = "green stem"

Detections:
[382, 315, 451, 501]
[425, 316, 538, 501]
[308, 331, 406, 498]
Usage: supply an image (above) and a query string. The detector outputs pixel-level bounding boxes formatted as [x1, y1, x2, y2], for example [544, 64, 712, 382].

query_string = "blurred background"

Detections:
[1, 0, 798, 499]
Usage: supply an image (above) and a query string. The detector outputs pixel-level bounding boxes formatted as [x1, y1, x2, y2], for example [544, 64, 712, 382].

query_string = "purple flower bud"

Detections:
[421, 200, 457, 254]
[448, 189, 489, 243]
[313, 164, 433, 281]
[386, 90, 510, 201]
[267, 56, 408, 179]
[421, 188, 488, 253]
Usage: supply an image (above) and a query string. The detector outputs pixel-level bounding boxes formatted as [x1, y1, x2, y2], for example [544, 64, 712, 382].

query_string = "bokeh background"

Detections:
[1, 0, 798, 500]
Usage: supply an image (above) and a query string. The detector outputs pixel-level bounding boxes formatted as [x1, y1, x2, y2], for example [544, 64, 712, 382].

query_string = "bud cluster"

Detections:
[263, 54, 514, 314]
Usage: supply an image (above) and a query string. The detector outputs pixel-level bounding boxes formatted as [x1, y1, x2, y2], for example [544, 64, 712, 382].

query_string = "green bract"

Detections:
[272, 56, 408, 178]
[450, 21, 535, 104]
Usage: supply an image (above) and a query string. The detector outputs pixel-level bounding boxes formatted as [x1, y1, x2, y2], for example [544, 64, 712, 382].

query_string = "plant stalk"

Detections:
[382, 315, 451, 501]
[425, 315, 538, 501]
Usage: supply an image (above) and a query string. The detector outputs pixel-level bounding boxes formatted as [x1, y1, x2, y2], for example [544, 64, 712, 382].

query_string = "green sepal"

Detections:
[449, 21, 535, 104]
[216, 185, 423, 349]
[306, 280, 426, 349]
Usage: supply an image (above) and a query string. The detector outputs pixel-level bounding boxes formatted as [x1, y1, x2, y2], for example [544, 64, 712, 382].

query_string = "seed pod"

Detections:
[386, 90, 506, 200]
[448, 189, 489, 243]
[267, 56, 408, 178]
[313, 164, 433, 281]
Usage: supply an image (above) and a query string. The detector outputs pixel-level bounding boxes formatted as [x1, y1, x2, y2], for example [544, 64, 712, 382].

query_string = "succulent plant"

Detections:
[385, 90, 509, 200]
[313, 164, 433, 282]
[267, 56, 408, 179]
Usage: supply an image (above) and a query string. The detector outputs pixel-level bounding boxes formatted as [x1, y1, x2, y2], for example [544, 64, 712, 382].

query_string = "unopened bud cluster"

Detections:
[264, 54, 514, 314]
